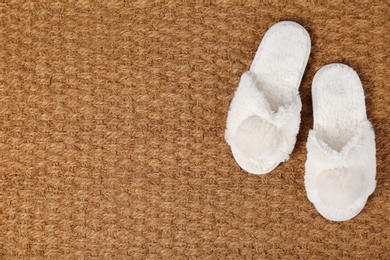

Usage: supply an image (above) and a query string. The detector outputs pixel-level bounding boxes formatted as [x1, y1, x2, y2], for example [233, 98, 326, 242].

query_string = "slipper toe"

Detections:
[234, 116, 281, 161]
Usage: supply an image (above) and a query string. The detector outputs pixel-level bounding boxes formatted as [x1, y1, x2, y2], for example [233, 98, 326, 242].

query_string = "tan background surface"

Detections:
[1, 1, 389, 258]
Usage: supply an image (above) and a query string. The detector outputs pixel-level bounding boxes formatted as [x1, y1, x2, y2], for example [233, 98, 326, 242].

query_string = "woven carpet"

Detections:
[1, 1, 389, 258]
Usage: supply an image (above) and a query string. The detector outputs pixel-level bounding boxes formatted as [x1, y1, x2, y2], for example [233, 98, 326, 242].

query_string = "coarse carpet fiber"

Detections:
[1, 1, 389, 258]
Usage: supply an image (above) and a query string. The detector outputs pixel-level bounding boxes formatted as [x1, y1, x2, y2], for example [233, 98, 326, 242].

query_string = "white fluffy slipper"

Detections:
[225, 21, 311, 174]
[305, 63, 376, 221]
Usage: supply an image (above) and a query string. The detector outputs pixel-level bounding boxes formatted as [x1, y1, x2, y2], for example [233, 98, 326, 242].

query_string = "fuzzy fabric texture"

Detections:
[305, 64, 376, 221]
[225, 21, 310, 174]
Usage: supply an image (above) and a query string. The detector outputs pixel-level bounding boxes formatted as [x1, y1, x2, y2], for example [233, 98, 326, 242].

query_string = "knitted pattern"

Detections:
[1, 1, 389, 258]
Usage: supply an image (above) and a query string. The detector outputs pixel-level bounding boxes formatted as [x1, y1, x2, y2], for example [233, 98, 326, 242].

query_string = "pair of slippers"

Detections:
[225, 21, 376, 221]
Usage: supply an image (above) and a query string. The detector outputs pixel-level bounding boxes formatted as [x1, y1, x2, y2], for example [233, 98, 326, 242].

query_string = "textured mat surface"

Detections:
[1, 1, 389, 258]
